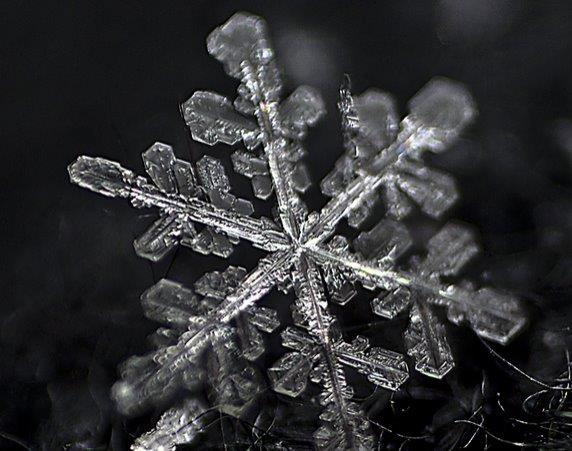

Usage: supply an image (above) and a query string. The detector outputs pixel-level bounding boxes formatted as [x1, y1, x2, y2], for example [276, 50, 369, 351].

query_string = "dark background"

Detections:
[2, 1, 572, 449]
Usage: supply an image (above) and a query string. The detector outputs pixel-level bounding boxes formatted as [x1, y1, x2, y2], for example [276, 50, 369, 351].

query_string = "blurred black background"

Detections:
[2, 1, 572, 449]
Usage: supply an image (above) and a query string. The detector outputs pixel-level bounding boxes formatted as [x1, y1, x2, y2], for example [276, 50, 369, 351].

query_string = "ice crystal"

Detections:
[69, 12, 527, 449]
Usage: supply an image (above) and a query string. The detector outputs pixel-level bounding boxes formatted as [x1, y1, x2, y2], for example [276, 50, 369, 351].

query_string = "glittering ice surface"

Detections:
[69, 12, 526, 450]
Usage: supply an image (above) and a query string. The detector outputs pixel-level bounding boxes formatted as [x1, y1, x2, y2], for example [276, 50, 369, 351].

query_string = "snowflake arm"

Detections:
[184, 12, 325, 238]
[131, 333, 264, 451]
[306, 77, 474, 246]
[268, 324, 408, 448]
[305, 223, 526, 377]
[122, 266, 278, 449]
[68, 146, 289, 257]
[111, 251, 291, 415]
[268, 255, 408, 448]
[292, 257, 367, 448]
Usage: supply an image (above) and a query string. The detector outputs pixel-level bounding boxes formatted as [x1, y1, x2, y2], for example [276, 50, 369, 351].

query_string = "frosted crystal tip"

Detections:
[68, 156, 134, 198]
[406, 77, 477, 152]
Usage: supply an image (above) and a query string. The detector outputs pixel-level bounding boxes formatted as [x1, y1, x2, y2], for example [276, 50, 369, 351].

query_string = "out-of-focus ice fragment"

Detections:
[252, 174, 273, 199]
[291, 163, 312, 193]
[339, 76, 398, 158]
[422, 223, 479, 277]
[279, 85, 326, 139]
[141, 279, 199, 329]
[320, 155, 354, 198]
[206, 12, 282, 101]
[207, 12, 273, 78]
[405, 77, 476, 152]
[436, 285, 525, 344]
[207, 334, 264, 416]
[132, 399, 208, 451]
[394, 160, 459, 218]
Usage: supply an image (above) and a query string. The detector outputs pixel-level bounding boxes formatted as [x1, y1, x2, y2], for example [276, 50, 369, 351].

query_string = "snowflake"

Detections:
[68, 12, 527, 450]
